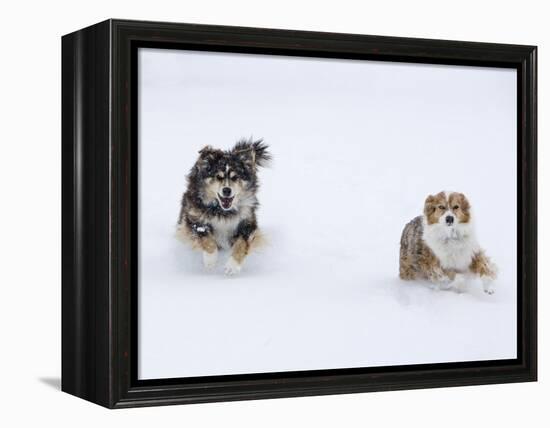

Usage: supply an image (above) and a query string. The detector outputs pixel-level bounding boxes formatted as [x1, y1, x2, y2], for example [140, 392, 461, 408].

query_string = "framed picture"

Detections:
[62, 19, 537, 408]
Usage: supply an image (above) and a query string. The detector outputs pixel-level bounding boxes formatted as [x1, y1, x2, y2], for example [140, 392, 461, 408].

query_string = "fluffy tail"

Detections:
[232, 138, 271, 168]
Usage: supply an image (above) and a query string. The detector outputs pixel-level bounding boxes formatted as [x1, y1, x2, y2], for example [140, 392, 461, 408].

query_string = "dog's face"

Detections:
[193, 146, 257, 211]
[424, 191, 471, 226]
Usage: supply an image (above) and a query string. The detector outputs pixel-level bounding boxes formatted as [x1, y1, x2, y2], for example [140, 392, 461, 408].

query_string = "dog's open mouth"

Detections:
[217, 195, 234, 210]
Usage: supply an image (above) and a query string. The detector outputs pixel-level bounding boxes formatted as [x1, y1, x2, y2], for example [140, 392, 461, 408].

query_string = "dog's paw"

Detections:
[429, 282, 440, 291]
[202, 250, 218, 270]
[439, 280, 454, 291]
[429, 269, 450, 289]
[484, 285, 495, 295]
[224, 257, 242, 276]
[451, 274, 467, 294]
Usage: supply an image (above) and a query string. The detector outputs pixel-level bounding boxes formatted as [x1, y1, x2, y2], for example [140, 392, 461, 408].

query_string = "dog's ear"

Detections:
[196, 145, 221, 173]
[457, 193, 470, 212]
[448, 192, 472, 223]
[423, 194, 436, 217]
[198, 145, 214, 156]
[250, 140, 271, 168]
[232, 138, 271, 168]
[451, 192, 471, 217]
[198, 145, 223, 161]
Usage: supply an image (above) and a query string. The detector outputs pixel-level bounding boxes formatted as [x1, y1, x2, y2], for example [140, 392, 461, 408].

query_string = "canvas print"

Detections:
[138, 48, 517, 380]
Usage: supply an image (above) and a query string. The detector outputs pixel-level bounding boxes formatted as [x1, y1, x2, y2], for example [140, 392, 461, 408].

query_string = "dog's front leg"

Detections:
[224, 236, 250, 276]
[189, 222, 218, 269]
[449, 273, 467, 293]
[425, 266, 453, 290]
[418, 247, 452, 290]
[191, 224, 218, 269]
[224, 220, 257, 276]
[469, 251, 497, 294]
[200, 235, 218, 269]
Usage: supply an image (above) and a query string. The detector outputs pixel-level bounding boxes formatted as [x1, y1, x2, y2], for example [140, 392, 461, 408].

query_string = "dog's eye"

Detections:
[438, 205, 445, 210]
[230, 175, 238, 181]
[216, 175, 224, 181]
[453, 205, 459, 210]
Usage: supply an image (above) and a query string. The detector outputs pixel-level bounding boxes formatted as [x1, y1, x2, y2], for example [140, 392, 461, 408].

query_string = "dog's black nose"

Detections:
[222, 187, 232, 197]
[445, 215, 454, 225]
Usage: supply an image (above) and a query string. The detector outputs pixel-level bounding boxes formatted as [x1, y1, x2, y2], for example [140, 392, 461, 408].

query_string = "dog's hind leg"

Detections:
[399, 253, 417, 280]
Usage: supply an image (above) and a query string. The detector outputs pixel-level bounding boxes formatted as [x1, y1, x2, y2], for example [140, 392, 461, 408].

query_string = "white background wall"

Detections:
[0, 0, 546, 426]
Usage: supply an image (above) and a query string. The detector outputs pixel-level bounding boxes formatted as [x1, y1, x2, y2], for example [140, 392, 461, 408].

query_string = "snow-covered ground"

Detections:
[138, 48, 517, 379]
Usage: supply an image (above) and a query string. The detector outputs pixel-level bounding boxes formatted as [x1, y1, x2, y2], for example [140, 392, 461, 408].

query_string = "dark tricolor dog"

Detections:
[176, 139, 271, 275]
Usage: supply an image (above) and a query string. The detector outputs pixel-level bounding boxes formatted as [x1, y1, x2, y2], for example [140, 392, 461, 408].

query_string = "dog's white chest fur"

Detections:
[210, 215, 243, 249]
[422, 220, 478, 271]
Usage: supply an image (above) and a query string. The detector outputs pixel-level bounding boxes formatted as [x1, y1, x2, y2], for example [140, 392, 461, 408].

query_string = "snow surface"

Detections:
[138, 48, 517, 380]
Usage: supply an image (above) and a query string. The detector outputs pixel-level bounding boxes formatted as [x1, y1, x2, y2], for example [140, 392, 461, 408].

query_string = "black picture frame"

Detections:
[62, 19, 537, 408]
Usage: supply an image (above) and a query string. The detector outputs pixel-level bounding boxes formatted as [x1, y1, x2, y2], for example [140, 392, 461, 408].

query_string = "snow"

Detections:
[138, 48, 517, 380]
